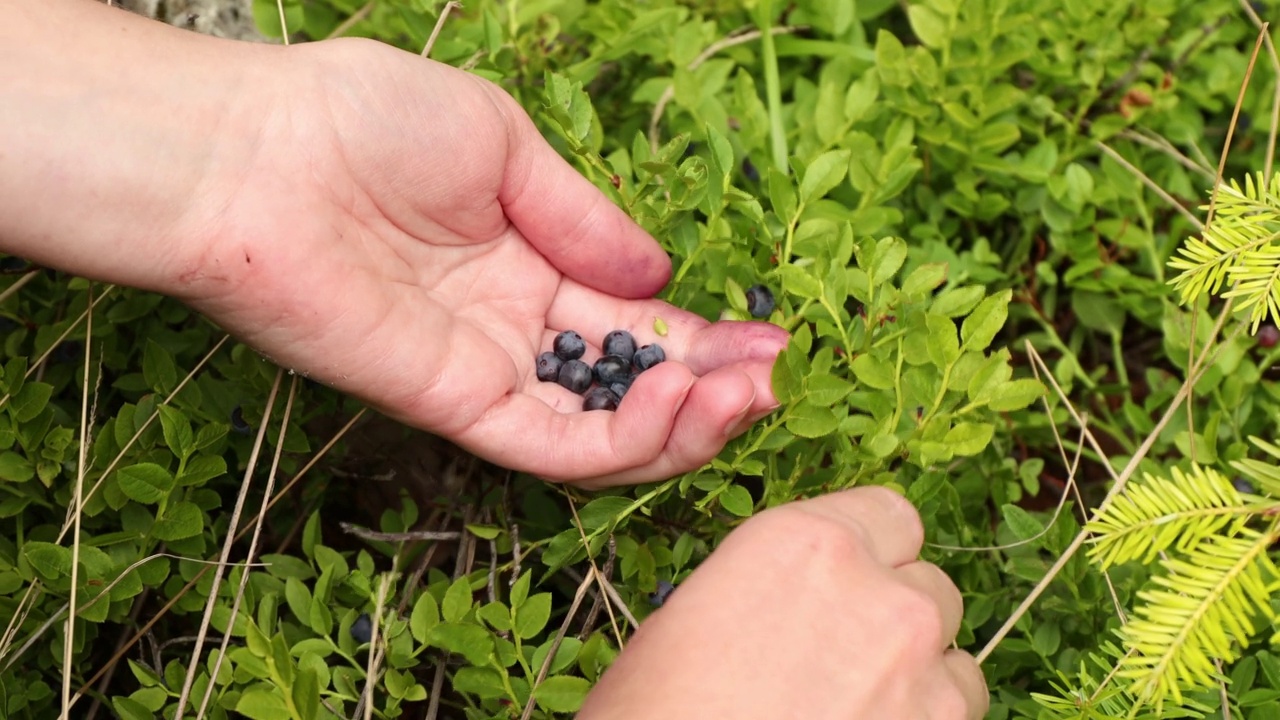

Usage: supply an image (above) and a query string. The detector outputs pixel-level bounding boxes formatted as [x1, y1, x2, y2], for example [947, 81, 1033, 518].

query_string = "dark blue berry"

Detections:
[742, 157, 759, 182]
[745, 285, 775, 318]
[593, 355, 631, 385]
[553, 330, 586, 361]
[633, 344, 665, 372]
[649, 580, 676, 607]
[1233, 477, 1255, 495]
[602, 330, 637, 362]
[557, 359, 593, 394]
[608, 381, 631, 399]
[536, 352, 563, 382]
[230, 406, 253, 435]
[0, 256, 31, 274]
[350, 613, 373, 644]
[583, 387, 620, 411]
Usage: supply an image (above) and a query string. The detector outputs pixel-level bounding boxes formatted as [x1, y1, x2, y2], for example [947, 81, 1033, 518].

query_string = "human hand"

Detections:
[579, 487, 989, 719]
[151, 38, 787, 484]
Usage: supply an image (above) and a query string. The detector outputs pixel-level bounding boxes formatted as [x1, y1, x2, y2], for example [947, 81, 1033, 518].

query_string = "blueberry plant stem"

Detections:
[755, 1, 789, 174]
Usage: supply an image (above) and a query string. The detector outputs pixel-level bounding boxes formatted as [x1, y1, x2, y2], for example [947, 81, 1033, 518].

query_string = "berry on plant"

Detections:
[1259, 324, 1279, 348]
[649, 580, 676, 607]
[602, 329, 637, 362]
[350, 613, 373, 644]
[633, 343, 665, 371]
[583, 387, 620, 411]
[1233, 477, 1255, 495]
[553, 330, 586, 361]
[593, 354, 631, 385]
[230, 406, 252, 435]
[535, 352, 563, 382]
[745, 284, 775, 318]
[557, 359, 593, 394]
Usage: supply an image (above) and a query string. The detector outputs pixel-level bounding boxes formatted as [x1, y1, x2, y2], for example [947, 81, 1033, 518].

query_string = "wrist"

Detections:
[0, 0, 286, 297]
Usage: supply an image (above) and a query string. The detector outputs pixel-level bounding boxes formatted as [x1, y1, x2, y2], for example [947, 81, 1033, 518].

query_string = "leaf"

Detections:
[453, 666, 508, 699]
[806, 373, 855, 406]
[151, 501, 202, 541]
[465, 524, 502, 540]
[292, 666, 320, 720]
[1001, 504, 1045, 541]
[961, 290, 1011, 351]
[907, 4, 947, 48]
[719, 484, 755, 517]
[24, 541, 71, 580]
[901, 263, 948, 296]
[851, 354, 895, 390]
[0, 451, 34, 482]
[785, 400, 839, 438]
[115, 463, 175, 505]
[534, 675, 592, 713]
[925, 314, 961, 368]
[157, 405, 194, 460]
[10, 382, 52, 423]
[931, 285, 985, 318]
[943, 422, 993, 456]
[410, 590, 440, 643]
[235, 688, 289, 720]
[442, 576, 473, 623]
[989, 379, 1045, 412]
[112, 697, 153, 720]
[428, 622, 494, 665]
[142, 340, 177, 394]
[768, 167, 798, 220]
[799, 149, 851, 203]
[777, 264, 823, 299]
[515, 592, 552, 639]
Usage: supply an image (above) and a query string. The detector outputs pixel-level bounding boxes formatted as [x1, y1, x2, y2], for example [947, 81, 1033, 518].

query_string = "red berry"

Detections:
[1260, 325, 1280, 348]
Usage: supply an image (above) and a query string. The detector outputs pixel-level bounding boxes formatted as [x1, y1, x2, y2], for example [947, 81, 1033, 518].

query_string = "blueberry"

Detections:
[742, 157, 759, 182]
[536, 352, 563, 382]
[745, 284, 775, 318]
[583, 387, 620, 411]
[633, 344, 666, 372]
[649, 580, 676, 607]
[1260, 324, 1280, 349]
[557, 359, 593, 394]
[553, 330, 586, 361]
[1233, 477, 1255, 495]
[593, 355, 631, 385]
[608, 381, 631, 399]
[602, 330, 637, 362]
[230, 406, 253, 435]
[350, 613, 373, 644]
[0, 256, 31, 274]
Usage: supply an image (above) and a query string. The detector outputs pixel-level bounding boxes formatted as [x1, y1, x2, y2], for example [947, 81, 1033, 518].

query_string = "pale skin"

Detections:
[0, 1, 988, 717]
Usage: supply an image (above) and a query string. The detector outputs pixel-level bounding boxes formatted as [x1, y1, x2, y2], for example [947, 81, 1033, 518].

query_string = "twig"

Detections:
[1240, 0, 1280, 180]
[340, 522, 462, 543]
[519, 572, 596, 720]
[324, 0, 374, 40]
[1095, 141, 1204, 231]
[0, 269, 38, 305]
[577, 540, 617, 639]
[648, 26, 806, 153]
[421, 1, 461, 59]
[1116, 129, 1215, 181]
[425, 506, 477, 720]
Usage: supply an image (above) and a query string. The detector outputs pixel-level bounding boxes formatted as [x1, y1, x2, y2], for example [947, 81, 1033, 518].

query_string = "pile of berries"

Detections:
[536, 329, 664, 412]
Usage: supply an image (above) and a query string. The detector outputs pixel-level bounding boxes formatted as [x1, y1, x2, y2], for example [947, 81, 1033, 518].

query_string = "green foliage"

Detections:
[8, 0, 1280, 719]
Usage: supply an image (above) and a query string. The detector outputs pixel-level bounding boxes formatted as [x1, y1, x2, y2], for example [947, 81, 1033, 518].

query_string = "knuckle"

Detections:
[744, 507, 873, 567]
[893, 586, 945, 650]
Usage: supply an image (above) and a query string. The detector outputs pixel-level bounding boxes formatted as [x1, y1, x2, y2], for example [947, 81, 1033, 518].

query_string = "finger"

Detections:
[939, 650, 989, 720]
[488, 86, 671, 300]
[572, 365, 759, 488]
[547, 278, 790, 372]
[893, 561, 964, 649]
[454, 361, 696, 481]
[793, 487, 925, 567]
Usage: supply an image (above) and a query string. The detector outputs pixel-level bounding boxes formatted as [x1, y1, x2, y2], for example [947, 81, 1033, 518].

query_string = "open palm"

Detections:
[174, 38, 787, 486]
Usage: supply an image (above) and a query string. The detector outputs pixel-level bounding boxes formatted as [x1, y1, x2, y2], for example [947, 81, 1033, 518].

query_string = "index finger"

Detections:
[794, 486, 925, 567]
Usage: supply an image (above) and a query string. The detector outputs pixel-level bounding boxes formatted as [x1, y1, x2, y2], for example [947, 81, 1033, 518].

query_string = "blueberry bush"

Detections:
[8, 0, 1280, 718]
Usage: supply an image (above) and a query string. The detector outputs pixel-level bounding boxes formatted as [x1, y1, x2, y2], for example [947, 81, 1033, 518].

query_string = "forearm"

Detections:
[0, 0, 279, 294]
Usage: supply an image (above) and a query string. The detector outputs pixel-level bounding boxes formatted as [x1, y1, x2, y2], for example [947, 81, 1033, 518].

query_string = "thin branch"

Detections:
[421, 1, 461, 59]
[1240, 0, 1280, 180]
[324, 0, 375, 40]
[1095, 141, 1204, 231]
[340, 522, 462, 543]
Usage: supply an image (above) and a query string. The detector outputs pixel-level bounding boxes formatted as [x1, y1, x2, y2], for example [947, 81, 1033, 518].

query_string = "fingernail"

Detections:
[672, 377, 695, 419]
[723, 403, 753, 437]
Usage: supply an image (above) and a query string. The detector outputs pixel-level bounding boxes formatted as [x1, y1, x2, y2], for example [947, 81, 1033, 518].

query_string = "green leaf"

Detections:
[292, 666, 320, 720]
[961, 290, 1011, 351]
[0, 451, 34, 482]
[112, 696, 153, 720]
[10, 382, 52, 423]
[465, 524, 502, 540]
[176, 454, 227, 486]
[1002, 504, 1045, 541]
[907, 4, 947, 48]
[142, 340, 177, 394]
[719, 484, 755, 517]
[157, 405, 194, 460]
[768, 168, 798, 220]
[24, 541, 71, 580]
[116, 463, 175, 505]
[453, 666, 508, 699]
[931, 285, 985, 318]
[799, 149, 851, 202]
[989, 379, 1044, 412]
[901, 263, 948, 296]
[806, 373, 855, 406]
[442, 577, 473, 623]
[515, 592, 552, 639]
[534, 675, 592, 713]
[925, 314, 961, 368]
[785, 400, 839, 438]
[235, 688, 289, 720]
[944, 422, 994, 456]
[410, 591, 441, 644]
[851, 354, 895, 390]
[428, 622, 494, 665]
[777, 264, 823, 300]
[151, 501, 202, 541]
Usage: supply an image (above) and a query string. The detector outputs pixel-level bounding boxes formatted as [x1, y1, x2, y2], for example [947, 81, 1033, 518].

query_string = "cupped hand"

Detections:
[169, 38, 787, 486]
[579, 487, 990, 719]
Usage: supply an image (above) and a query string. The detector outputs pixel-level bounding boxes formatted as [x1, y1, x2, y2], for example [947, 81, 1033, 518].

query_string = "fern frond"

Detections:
[1115, 528, 1280, 708]
[1085, 465, 1249, 569]
[1168, 171, 1280, 330]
